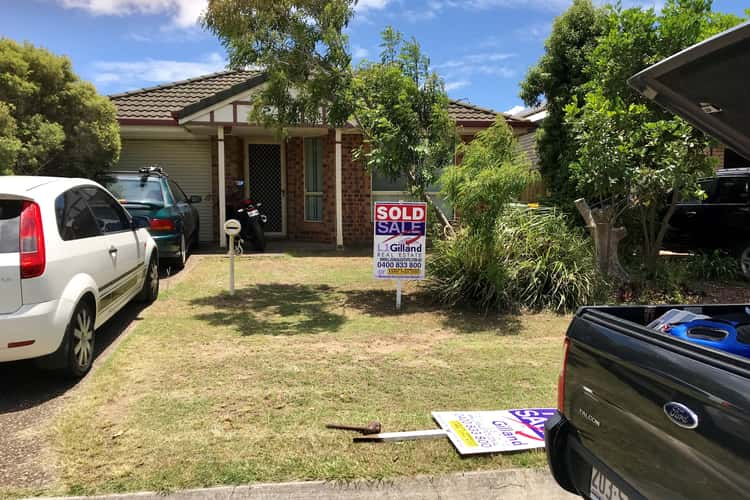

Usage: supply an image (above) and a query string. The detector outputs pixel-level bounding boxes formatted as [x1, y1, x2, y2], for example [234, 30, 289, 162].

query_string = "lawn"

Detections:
[50, 252, 569, 495]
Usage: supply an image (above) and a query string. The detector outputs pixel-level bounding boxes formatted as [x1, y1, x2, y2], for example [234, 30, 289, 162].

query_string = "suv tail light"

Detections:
[149, 218, 175, 231]
[557, 338, 570, 412]
[19, 201, 46, 279]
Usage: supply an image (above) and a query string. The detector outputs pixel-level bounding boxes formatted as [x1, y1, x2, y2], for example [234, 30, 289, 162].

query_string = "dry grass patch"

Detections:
[50, 254, 569, 495]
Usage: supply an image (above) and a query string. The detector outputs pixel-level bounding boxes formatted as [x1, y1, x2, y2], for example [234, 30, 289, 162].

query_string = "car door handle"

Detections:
[685, 211, 697, 216]
[109, 246, 118, 255]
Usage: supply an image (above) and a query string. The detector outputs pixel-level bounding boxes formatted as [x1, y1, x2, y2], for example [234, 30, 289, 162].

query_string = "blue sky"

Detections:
[1, 0, 746, 114]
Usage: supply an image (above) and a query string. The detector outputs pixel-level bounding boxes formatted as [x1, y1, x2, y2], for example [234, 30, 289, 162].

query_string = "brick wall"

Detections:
[708, 144, 725, 170]
[341, 133, 372, 246]
[285, 133, 337, 243]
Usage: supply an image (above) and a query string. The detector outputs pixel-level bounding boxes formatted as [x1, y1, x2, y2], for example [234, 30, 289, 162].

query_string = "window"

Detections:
[304, 137, 324, 221]
[55, 189, 101, 241]
[100, 176, 165, 206]
[79, 187, 131, 233]
[0, 200, 22, 253]
[370, 170, 452, 219]
[169, 180, 188, 204]
[724, 148, 750, 169]
[715, 178, 749, 204]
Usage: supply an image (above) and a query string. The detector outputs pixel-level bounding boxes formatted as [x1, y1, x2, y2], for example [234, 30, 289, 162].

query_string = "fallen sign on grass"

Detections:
[432, 408, 556, 455]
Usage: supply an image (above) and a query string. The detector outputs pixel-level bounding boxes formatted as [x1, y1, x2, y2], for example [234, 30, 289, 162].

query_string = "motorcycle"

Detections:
[226, 180, 267, 254]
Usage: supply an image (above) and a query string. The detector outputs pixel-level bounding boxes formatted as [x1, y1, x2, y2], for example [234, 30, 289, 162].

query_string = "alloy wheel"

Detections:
[149, 260, 159, 297]
[72, 308, 93, 369]
[180, 234, 187, 266]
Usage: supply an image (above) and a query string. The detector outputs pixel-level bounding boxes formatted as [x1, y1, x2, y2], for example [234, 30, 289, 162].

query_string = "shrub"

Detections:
[426, 207, 607, 312]
[689, 250, 737, 281]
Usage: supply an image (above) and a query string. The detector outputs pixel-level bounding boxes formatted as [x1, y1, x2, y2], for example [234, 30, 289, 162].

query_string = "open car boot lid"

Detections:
[628, 21, 750, 161]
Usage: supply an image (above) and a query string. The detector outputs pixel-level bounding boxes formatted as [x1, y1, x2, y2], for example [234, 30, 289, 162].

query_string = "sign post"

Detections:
[373, 202, 427, 310]
[223, 219, 242, 295]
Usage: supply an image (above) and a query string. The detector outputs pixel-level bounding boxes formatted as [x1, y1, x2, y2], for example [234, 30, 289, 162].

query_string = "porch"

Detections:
[118, 124, 373, 249]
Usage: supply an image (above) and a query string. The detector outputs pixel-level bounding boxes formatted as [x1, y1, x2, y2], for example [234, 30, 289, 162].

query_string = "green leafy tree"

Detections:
[441, 116, 536, 238]
[350, 28, 458, 230]
[204, 5, 461, 231]
[0, 39, 120, 177]
[202, 0, 355, 128]
[566, 1, 744, 277]
[520, 0, 608, 210]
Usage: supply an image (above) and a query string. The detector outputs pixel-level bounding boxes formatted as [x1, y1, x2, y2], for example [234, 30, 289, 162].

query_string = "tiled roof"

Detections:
[514, 104, 547, 118]
[110, 70, 265, 121]
[110, 70, 527, 126]
[448, 100, 529, 125]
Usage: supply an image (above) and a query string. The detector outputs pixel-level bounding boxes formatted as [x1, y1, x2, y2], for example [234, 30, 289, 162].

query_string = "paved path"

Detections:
[41, 469, 576, 500]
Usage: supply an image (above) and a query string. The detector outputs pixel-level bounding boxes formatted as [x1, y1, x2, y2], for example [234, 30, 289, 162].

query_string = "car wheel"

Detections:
[65, 301, 95, 378]
[173, 234, 187, 269]
[138, 255, 160, 303]
[740, 245, 750, 279]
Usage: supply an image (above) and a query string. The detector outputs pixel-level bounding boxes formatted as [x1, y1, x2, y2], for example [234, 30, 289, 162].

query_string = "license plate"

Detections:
[590, 466, 629, 500]
[248, 210, 259, 217]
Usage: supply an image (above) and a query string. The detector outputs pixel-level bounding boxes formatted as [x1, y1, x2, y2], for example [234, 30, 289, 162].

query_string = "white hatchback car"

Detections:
[0, 176, 159, 377]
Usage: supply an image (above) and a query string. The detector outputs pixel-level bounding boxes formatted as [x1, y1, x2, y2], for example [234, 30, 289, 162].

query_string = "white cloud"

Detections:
[435, 52, 514, 69]
[504, 104, 525, 115]
[57, 0, 207, 28]
[417, 0, 570, 18]
[355, 0, 393, 10]
[445, 80, 471, 91]
[93, 52, 226, 87]
[352, 45, 370, 60]
[516, 22, 553, 41]
[435, 52, 516, 81]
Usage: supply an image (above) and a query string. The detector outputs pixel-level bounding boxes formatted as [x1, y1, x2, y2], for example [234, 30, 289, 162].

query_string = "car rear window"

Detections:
[101, 176, 164, 205]
[0, 200, 22, 254]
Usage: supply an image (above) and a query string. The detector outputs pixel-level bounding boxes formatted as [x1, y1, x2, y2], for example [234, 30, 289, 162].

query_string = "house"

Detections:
[110, 70, 534, 247]
[511, 103, 750, 175]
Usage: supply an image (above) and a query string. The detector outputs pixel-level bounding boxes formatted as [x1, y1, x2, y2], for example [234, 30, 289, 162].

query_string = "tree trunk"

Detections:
[405, 170, 455, 237]
[575, 198, 629, 280]
[645, 190, 680, 277]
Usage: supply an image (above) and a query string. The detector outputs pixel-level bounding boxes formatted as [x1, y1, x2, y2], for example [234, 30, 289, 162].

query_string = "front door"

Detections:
[248, 143, 284, 235]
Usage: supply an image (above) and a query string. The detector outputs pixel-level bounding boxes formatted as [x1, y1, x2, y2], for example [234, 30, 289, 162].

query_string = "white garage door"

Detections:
[118, 139, 214, 242]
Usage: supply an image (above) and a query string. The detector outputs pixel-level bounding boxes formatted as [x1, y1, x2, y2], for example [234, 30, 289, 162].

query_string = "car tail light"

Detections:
[557, 338, 570, 412]
[19, 201, 46, 279]
[149, 218, 175, 231]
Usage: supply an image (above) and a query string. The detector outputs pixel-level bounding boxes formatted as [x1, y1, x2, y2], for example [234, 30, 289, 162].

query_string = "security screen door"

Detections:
[248, 143, 284, 234]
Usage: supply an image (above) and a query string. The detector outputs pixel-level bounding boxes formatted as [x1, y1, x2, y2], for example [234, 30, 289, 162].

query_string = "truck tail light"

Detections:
[557, 338, 570, 412]
[149, 218, 175, 231]
[19, 201, 46, 279]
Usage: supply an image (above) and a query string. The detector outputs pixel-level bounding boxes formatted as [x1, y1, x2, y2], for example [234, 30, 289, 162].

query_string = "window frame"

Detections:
[55, 188, 103, 241]
[79, 186, 133, 235]
[303, 137, 324, 222]
[168, 179, 189, 204]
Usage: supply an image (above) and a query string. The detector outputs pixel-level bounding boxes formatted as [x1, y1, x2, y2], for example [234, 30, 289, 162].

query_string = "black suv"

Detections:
[665, 168, 750, 276]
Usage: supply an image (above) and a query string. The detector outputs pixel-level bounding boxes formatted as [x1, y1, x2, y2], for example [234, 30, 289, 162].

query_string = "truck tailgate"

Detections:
[564, 311, 750, 499]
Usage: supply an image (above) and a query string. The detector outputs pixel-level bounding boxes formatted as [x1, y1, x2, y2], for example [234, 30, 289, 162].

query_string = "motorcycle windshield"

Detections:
[628, 22, 750, 161]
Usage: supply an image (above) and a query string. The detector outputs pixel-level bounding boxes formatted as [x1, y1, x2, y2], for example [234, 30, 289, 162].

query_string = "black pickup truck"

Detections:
[546, 22, 750, 500]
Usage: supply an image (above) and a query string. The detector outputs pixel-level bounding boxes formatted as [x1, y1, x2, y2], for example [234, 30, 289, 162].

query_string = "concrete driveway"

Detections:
[0, 257, 197, 491]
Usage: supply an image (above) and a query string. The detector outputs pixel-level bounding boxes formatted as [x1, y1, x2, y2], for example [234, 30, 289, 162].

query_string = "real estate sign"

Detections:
[432, 409, 556, 455]
[373, 202, 427, 280]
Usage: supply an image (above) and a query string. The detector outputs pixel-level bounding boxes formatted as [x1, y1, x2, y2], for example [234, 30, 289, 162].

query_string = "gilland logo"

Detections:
[377, 237, 423, 253]
[663, 402, 699, 429]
